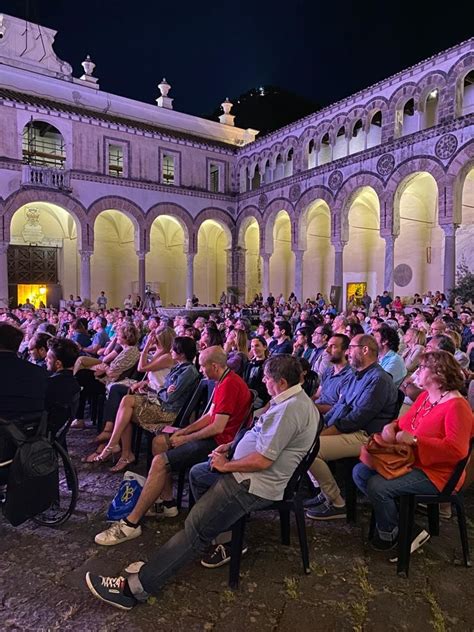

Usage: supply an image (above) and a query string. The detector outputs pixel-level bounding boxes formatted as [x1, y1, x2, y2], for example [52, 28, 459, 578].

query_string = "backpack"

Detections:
[2, 413, 59, 526]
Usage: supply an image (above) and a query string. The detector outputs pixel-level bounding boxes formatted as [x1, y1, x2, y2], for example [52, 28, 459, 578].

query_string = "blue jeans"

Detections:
[127, 474, 270, 599]
[189, 460, 222, 501]
[352, 463, 438, 541]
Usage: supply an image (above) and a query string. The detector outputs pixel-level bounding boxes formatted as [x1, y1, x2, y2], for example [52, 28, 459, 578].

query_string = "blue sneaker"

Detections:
[306, 500, 346, 521]
[85, 573, 137, 610]
[303, 492, 326, 508]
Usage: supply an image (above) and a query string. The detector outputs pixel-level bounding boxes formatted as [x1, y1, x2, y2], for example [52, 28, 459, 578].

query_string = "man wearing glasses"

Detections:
[306, 334, 399, 520]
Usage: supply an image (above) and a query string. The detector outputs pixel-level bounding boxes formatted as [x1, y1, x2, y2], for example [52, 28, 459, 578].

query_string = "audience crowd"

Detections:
[1, 286, 474, 610]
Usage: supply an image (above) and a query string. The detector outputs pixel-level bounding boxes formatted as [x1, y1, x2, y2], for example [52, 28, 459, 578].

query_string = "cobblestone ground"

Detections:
[1, 428, 474, 631]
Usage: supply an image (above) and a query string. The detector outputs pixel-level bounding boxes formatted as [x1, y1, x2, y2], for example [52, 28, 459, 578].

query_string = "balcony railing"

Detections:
[22, 165, 71, 190]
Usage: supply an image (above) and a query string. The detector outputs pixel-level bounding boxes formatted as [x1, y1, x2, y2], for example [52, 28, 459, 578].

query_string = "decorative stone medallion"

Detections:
[377, 153, 395, 177]
[328, 170, 343, 190]
[393, 263, 413, 288]
[435, 134, 458, 160]
[289, 183, 301, 202]
[258, 193, 268, 210]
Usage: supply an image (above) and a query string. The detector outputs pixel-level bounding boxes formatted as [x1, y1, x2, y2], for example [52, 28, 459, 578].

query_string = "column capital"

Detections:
[381, 231, 397, 242]
[440, 223, 459, 237]
[261, 252, 272, 261]
[79, 249, 93, 260]
[136, 250, 149, 260]
[331, 240, 347, 253]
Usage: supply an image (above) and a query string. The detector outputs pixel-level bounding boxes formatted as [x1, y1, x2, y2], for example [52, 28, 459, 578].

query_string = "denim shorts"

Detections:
[164, 437, 217, 472]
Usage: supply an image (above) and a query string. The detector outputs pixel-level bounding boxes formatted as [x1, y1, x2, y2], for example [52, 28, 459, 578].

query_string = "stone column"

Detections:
[136, 251, 147, 301]
[442, 224, 458, 297]
[232, 246, 247, 303]
[294, 249, 304, 303]
[0, 241, 9, 308]
[332, 241, 345, 311]
[262, 253, 271, 299]
[79, 250, 92, 302]
[383, 234, 397, 296]
[186, 252, 195, 301]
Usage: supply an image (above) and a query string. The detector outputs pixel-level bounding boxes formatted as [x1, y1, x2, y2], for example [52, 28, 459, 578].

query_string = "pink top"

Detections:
[397, 393, 474, 491]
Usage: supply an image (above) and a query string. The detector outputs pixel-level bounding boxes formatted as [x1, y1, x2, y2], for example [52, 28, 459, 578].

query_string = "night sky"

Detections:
[2, 0, 472, 120]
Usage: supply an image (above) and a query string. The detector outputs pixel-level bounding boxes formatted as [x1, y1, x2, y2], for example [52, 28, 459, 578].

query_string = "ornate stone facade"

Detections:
[0, 13, 473, 308]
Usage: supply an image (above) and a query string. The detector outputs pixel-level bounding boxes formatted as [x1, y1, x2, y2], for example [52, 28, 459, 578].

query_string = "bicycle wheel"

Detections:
[33, 440, 78, 527]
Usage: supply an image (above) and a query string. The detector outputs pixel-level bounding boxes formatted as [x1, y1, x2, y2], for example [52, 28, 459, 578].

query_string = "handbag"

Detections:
[360, 433, 415, 480]
[106, 471, 146, 521]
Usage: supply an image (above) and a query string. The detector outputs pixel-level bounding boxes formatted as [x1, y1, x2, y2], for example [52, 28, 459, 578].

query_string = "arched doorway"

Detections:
[194, 220, 229, 304]
[394, 173, 443, 295]
[9, 201, 78, 307]
[243, 218, 261, 302]
[147, 215, 186, 305]
[302, 200, 332, 300]
[344, 187, 384, 304]
[269, 210, 295, 299]
[92, 211, 137, 307]
[457, 167, 474, 271]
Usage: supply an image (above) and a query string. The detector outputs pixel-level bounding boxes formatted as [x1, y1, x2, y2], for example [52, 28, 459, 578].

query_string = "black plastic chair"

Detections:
[228, 417, 324, 589]
[369, 439, 474, 577]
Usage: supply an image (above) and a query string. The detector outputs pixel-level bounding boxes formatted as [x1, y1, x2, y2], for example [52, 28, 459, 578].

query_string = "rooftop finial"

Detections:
[156, 77, 173, 109]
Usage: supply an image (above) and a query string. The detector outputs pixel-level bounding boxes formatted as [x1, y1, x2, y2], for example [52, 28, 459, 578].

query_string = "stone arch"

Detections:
[269, 143, 285, 169]
[194, 208, 234, 251]
[364, 96, 389, 118]
[3, 188, 87, 248]
[263, 197, 295, 253]
[295, 186, 334, 249]
[346, 106, 367, 135]
[314, 120, 333, 145]
[87, 196, 144, 251]
[236, 206, 263, 248]
[335, 172, 386, 242]
[281, 136, 299, 156]
[388, 82, 419, 111]
[416, 71, 447, 103]
[447, 140, 474, 225]
[144, 202, 193, 253]
[328, 113, 349, 139]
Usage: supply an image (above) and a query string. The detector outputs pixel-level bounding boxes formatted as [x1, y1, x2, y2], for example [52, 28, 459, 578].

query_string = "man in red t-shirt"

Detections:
[94, 346, 253, 546]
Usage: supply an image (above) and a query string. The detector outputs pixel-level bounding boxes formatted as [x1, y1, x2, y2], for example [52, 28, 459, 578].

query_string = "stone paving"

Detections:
[1, 428, 474, 631]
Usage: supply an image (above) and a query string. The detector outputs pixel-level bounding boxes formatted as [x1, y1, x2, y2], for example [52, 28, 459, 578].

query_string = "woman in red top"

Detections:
[353, 350, 473, 551]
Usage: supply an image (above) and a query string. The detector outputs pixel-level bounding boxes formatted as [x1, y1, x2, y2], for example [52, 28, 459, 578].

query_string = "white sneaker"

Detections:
[389, 526, 430, 563]
[95, 520, 142, 546]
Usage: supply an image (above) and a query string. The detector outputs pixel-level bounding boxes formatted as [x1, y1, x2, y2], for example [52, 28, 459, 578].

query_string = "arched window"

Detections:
[262, 159, 272, 184]
[349, 119, 365, 154]
[22, 121, 66, 169]
[284, 148, 294, 177]
[240, 166, 248, 193]
[462, 70, 474, 116]
[400, 98, 419, 136]
[367, 111, 382, 148]
[274, 154, 284, 181]
[422, 89, 439, 129]
[251, 165, 261, 190]
[319, 133, 331, 165]
[333, 126, 347, 160]
[308, 139, 316, 169]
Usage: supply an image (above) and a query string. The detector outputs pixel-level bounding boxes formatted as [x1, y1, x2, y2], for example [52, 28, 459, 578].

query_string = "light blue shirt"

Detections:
[379, 350, 407, 388]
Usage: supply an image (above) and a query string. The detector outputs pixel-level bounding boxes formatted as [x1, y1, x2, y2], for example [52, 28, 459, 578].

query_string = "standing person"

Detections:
[97, 291, 108, 310]
[361, 292, 372, 312]
[379, 291, 392, 309]
[353, 350, 474, 551]
[85, 354, 319, 609]
[123, 295, 133, 309]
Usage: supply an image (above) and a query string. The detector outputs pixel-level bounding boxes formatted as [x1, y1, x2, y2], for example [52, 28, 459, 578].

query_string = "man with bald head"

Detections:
[94, 345, 252, 546]
[306, 334, 399, 520]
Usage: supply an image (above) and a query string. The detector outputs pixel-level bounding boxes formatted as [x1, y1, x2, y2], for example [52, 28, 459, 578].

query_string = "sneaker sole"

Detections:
[94, 528, 142, 546]
[389, 530, 430, 563]
[201, 547, 248, 569]
[85, 572, 134, 611]
[162, 508, 179, 518]
[306, 513, 346, 521]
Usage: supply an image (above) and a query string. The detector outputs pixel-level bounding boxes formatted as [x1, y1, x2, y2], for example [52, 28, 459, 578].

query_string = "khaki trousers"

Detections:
[310, 431, 368, 503]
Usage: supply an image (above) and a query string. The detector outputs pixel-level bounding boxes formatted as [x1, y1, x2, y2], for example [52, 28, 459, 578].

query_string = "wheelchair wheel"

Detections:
[33, 440, 78, 527]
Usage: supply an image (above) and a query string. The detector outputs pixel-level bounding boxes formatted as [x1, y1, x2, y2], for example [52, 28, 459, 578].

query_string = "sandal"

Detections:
[93, 445, 121, 463]
[109, 456, 136, 473]
[81, 444, 106, 463]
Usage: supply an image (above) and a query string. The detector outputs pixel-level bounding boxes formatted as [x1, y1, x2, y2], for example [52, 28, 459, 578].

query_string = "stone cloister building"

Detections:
[0, 13, 473, 308]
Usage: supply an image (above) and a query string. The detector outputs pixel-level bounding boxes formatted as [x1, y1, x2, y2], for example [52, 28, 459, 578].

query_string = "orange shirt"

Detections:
[398, 394, 474, 491]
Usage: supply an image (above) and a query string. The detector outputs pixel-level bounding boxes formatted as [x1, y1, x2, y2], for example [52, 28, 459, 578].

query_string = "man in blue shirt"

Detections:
[306, 334, 399, 520]
[314, 334, 352, 414]
[373, 324, 406, 388]
[268, 321, 293, 355]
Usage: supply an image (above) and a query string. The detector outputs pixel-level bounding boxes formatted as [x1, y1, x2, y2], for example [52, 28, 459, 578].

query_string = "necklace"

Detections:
[410, 391, 449, 430]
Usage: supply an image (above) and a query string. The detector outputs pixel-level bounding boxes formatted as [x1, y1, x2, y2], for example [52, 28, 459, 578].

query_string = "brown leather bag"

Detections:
[360, 433, 415, 479]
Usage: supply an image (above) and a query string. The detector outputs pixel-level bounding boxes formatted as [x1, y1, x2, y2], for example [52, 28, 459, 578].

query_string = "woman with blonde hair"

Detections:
[401, 327, 426, 374]
[224, 328, 249, 377]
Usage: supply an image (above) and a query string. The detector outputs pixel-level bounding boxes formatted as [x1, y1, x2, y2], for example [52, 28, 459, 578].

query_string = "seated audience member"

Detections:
[373, 323, 407, 388]
[314, 334, 352, 414]
[94, 346, 252, 540]
[299, 358, 319, 399]
[353, 351, 474, 551]
[79, 317, 109, 356]
[224, 329, 249, 377]
[73, 323, 140, 430]
[200, 325, 223, 350]
[256, 320, 274, 347]
[268, 320, 293, 355]
[445, 329, 470, 370]
[293, 328, 315, 361]
[45, 337, 81, 434]
[309, 324, 332, 378]
[94, 336, 200, 471]
[244, 336, 270, 409]
[0, 322, 48, 420]
[401, 327, 426, 374]
[306, 334, 399, 520]
[28, 332, 51, 369]
[69, 318, 91, 348]
[344, 322, 365, 340]
[86, 355, 319, 607]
